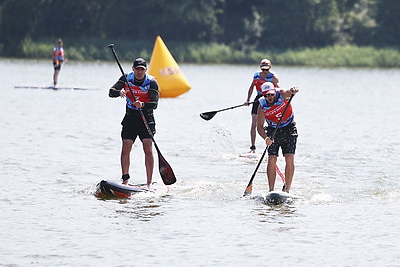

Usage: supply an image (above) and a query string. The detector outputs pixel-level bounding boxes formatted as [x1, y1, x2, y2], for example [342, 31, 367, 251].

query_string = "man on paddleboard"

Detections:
[109, 58, 160, 189]
[257, 82, 299, 193]
[244, 59, 280, 154]
[52, 39, 65, 87]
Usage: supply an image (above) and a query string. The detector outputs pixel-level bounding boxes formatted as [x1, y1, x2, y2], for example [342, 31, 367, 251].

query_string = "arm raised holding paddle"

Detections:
[243, 82, 298, 197]
[257, 83, 299, 193]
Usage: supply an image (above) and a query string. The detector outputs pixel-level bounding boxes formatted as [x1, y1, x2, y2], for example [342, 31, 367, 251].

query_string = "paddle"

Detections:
[275, 165, 286, 191]
[243, 94, 294, 197]
[200, 101, 256, 120]
[108, 44, 176, 185]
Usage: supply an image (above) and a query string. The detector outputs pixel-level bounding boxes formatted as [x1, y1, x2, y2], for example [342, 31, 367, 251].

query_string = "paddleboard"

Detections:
[239, 152, 260, 159]
[264, 191, 301, 205]
[14, 85, 99, 90]
[94, 180, 168, 199]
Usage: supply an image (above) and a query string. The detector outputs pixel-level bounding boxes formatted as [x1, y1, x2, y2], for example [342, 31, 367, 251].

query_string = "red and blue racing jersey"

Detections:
[253, 71, 276, 96]
[124, 72, 155, 110]
[259, 91, 294, 128]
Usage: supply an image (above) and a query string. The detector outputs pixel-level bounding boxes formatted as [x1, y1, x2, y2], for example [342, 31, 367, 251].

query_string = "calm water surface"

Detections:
[0, 59, 399, 266]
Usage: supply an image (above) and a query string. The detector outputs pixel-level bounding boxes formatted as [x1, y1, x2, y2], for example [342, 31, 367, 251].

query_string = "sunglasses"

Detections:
[265, 94, 275, 97]
[261, 69, 269, 72]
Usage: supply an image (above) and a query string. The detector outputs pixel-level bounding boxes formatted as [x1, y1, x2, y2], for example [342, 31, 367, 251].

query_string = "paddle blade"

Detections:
[243, 184, 253, 197]
[158, 152, 176, 185]
[200, 111, 216, 120]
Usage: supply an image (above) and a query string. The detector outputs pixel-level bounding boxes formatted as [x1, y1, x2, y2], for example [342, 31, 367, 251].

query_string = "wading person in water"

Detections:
[244, 59, 279, 153]
[52, 39, 65, 87]
[109, 58, 159, 189]
[257, 82, 299, 193]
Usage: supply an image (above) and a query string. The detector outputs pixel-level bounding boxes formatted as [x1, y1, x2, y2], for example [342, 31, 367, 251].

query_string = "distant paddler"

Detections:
[244, 59, 280, 154]
[52, 39, 65, 87]
[257, 82, 299, 193]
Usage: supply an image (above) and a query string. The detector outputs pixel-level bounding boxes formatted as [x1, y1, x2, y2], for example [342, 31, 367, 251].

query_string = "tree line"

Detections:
[0, 0, 399, 58]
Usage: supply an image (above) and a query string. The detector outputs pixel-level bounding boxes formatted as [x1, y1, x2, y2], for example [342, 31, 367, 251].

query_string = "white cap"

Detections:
[261, 82, 276, 95]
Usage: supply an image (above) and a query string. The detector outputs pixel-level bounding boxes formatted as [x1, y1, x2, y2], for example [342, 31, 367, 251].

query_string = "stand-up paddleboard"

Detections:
[95, 180, 167, 199]
[265, 191, 301, 205]
[14, 85, 99, 91]
[239, 152, 260, 159]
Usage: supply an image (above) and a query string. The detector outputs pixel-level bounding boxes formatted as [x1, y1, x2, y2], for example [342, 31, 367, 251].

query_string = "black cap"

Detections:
[133, 58, 147, 69]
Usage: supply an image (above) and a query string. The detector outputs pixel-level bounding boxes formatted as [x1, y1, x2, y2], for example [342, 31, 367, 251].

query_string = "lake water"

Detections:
[1, 58, 399, 266]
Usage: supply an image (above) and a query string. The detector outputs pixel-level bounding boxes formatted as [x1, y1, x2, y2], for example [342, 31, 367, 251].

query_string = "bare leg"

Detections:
[283, 153, 295, 192]
[121, 139, 133, 184]
[53, 69, 60, 86]
[267, 155, 278, 191]
[250, 114, 257, 152]
[142, 138, 154, 188]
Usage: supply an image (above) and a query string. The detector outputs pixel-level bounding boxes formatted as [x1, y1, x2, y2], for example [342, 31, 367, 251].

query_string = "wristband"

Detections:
[264, 136, 269, 141]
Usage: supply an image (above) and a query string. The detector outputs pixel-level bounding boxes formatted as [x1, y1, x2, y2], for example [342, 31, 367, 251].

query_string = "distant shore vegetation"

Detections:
[4, 38, 400, 68]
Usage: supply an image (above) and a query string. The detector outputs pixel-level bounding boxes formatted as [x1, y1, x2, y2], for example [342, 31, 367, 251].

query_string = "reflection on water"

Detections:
[113, 197, 173, 222]
[253, 195, 300, 225]
[116, 204, 163, 222]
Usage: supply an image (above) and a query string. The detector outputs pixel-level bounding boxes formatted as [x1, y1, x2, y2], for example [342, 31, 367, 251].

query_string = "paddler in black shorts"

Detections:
[244, 59, 280, 154]
[256, 82, 299, 193]
[109, 58, 159, 189]
[52, 39, 65, 87]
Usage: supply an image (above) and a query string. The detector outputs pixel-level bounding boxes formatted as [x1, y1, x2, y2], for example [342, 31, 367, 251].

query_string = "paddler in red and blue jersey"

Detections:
[109, 58, 159, 189]
[257, 82, 299, 193]
[52, 39, 65, 87]
[244, 59, 280, 153]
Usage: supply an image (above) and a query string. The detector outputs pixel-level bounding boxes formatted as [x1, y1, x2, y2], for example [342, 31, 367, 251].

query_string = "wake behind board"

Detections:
[14, 85, 99, 91]
[95, 180, 164, 199]
[265, 191, 301, 205]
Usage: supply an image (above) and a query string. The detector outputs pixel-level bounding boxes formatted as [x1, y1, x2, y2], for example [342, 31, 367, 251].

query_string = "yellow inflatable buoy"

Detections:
[148, 36, 191, 98]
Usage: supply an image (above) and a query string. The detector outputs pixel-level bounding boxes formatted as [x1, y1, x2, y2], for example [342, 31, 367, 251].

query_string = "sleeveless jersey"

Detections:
[253, 71, 276, 96]
[124, 72, 155, 110]
[259, 91, 294, 128]
[52, 46, 64, 62]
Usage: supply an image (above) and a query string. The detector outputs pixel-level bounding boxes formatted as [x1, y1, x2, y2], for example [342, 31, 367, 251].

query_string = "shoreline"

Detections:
[2, 40, 400, 68]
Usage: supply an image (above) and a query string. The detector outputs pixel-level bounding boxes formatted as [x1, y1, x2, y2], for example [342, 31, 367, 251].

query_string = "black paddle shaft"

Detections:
[108, 44, 176, 185]
[200, 101, 256, 121]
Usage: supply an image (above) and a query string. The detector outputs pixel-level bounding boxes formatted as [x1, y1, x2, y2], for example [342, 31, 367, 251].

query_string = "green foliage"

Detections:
[172, 43, 235, 63]
[272, 45, 400, 67]
[21, 39, 51, 58]
[13, 38, 400, 67]
[0, 0, 399, 66]
[375, 0, 400, 45]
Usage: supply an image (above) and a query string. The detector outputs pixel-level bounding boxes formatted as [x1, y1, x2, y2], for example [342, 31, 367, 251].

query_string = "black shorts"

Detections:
[53, 62, 62, 70]
[251, 95, 262, 114]
[121, 112, 156, 141]
[266, 122, 298, 156]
